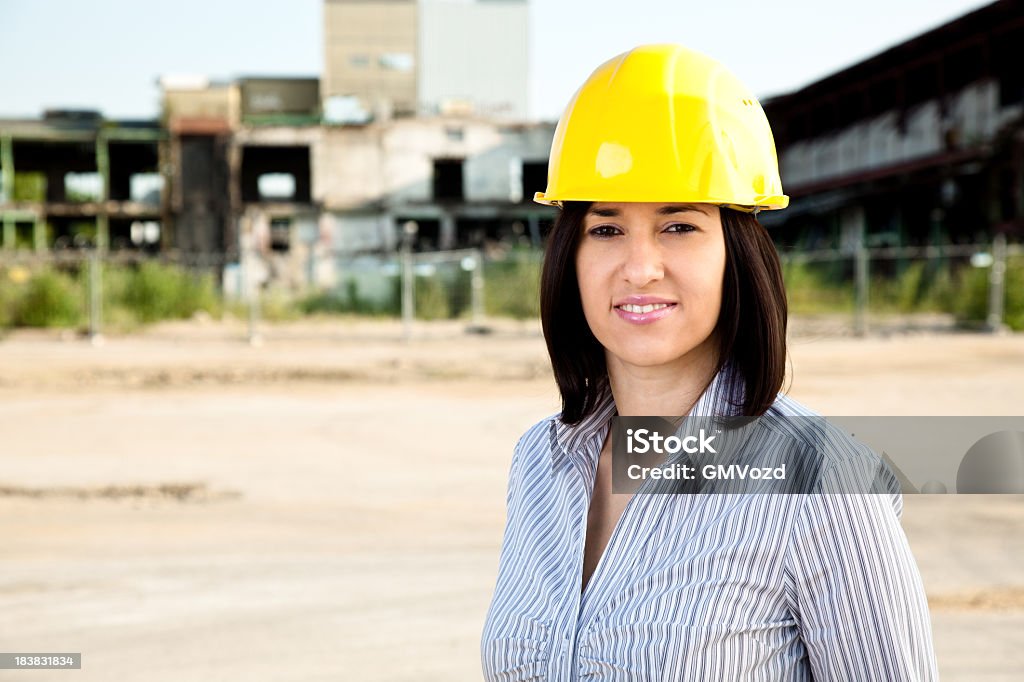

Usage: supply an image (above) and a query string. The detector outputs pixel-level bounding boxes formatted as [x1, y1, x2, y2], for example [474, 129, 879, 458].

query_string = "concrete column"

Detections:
[0, 133, 13, 246]
[1, 135, 13, 248]
[439, 210, 456, 250]
[0, 134, 13, 204]
[158, 137, 173, 253]
[95, 134, 110, 251]
[1, 216, 12, 249]
[227, 141, 242, 259]
[381, 212, 396, 251]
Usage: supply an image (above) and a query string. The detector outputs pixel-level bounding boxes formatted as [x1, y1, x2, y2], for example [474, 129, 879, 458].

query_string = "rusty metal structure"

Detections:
[761, 0, 1024, 249]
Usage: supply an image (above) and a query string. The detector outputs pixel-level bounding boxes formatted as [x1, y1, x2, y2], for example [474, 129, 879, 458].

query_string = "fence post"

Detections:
[88, 249, 103, 345]
[987, 232, 1007, 333]
[247, 276, 261, 345]
[853, 244, 869, 337]
[239, 217, 262, 346]
[470, 248, 485, 328]
[33, 214, 45, 253]
[401, 221, 418, 340]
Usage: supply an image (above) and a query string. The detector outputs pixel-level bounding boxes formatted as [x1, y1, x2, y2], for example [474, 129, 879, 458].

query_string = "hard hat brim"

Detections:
[533, 191, 789, 212]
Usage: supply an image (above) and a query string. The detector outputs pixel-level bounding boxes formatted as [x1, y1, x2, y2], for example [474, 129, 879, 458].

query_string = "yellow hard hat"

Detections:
[535, 44, 788, 212]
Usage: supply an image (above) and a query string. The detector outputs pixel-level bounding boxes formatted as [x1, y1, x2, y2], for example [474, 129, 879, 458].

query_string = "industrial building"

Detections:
[160, 72, 553, 291]
[0, 0, 541, 293]
[0, 112, 165, 253]
[322, 0, 529, 121]
[760, 0, 1024, 252]
[2, 0, 1021, 296]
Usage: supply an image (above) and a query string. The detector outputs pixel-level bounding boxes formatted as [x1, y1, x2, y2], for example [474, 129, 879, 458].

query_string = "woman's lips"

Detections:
[613, 302, 678, 325]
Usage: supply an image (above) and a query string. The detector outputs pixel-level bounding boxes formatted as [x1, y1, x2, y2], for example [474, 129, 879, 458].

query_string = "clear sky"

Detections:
[0, 0, 996, 122]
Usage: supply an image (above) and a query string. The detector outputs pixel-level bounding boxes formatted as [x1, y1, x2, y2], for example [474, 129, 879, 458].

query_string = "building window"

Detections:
[379, 52, 414, 72]
[445, 127, 464, 142]
[349, 54, 370, 68]
[129, 220, 162, 247]
[258, 173, 297, 201]
[432, 159, 464, 201]
[65, 173, 103, 202]
[241, 146, 311, 203]
[270, 217, 291, 252]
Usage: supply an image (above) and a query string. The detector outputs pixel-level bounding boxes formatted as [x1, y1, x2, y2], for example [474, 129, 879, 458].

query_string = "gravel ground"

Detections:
[0, 320, 1022, 680]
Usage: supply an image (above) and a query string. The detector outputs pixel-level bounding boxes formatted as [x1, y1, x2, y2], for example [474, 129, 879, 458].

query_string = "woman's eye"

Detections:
[664, 223, 697, 234]
[587, 225, 621, 238]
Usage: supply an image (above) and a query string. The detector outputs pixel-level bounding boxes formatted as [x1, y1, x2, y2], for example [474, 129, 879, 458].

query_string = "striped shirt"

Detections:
[481, 363, 937, 681]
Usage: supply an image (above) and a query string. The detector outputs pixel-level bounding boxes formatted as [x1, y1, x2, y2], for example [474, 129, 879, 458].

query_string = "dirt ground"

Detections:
[1, 318, 1022, 681]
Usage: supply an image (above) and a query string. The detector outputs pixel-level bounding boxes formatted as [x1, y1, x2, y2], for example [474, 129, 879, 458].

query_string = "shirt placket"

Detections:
[559, 461, 678, 681]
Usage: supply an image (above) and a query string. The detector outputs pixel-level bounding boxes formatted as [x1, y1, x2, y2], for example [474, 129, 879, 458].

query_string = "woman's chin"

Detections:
[606, 344, 704, 370]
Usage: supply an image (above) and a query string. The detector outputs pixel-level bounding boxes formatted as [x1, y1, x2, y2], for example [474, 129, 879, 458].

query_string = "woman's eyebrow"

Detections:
[587, 205, 709, 218]
[656, 205, 709, 216]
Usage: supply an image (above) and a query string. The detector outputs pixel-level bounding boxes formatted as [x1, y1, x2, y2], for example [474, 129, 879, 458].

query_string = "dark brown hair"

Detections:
[540, 201, 787, 423]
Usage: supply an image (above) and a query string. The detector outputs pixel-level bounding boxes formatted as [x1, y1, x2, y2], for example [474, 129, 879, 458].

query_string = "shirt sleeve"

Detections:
[784, 488, 938, 681]
[506, 434, 523, 502]
[502, 420, 550, 528]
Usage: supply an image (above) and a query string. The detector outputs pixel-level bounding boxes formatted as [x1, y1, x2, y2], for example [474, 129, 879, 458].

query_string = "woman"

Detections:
[481, 44, 937, 680]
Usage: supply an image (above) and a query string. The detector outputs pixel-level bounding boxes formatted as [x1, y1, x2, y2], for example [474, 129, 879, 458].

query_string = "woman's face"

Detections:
[575, 202, 726, 372]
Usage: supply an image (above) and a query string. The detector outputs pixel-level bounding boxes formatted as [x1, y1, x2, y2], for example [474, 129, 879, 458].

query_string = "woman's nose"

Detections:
[621, 236, 664, 287]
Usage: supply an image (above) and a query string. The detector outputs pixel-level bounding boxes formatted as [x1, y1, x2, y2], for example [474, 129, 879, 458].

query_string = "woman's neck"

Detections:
[606, 348, 719, 417]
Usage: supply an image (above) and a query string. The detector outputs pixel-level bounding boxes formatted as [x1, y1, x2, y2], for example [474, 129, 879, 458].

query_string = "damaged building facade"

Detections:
[2, 0, 1021, 296]
[760, 0, 1024, 251]
[0, 0, 546, 295]
[161, 72, 553, 293]
[0, 112, 165, 252]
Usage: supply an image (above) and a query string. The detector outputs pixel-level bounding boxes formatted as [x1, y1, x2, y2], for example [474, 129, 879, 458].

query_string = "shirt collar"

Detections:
[549, 361, 747, 466]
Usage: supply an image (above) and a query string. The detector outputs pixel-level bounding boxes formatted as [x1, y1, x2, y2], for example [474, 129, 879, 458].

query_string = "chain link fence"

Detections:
[0, 250, 225, 340]
[0, 239, 1020, 341]
[778, 237, 1022, 336]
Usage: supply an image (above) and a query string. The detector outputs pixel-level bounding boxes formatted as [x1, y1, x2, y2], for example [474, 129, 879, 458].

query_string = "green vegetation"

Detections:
[413, 273, 451, 320]
[9, 269, 82, 327]
[12, 172, 47, 202]
[299, 260, 477, 320]
[483, 251, 541, 320]
[781, 260, 854, 315]
[950, 256, 1024, 330]
[781, 255, 1024, 331]
[0, 261, 220, 331]
[104, 261, 220, 325]
[0, 250, 1019, 332]
[863, 260, 957, 314]
[300, 277, 399, 317]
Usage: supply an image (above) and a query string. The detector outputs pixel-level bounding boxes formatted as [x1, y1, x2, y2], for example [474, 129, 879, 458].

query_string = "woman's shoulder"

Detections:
[757, 392, 900, 498]
[515, 413, 558, 447]
[509, 412, 562, 466]
[760, 392, 857, 458]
